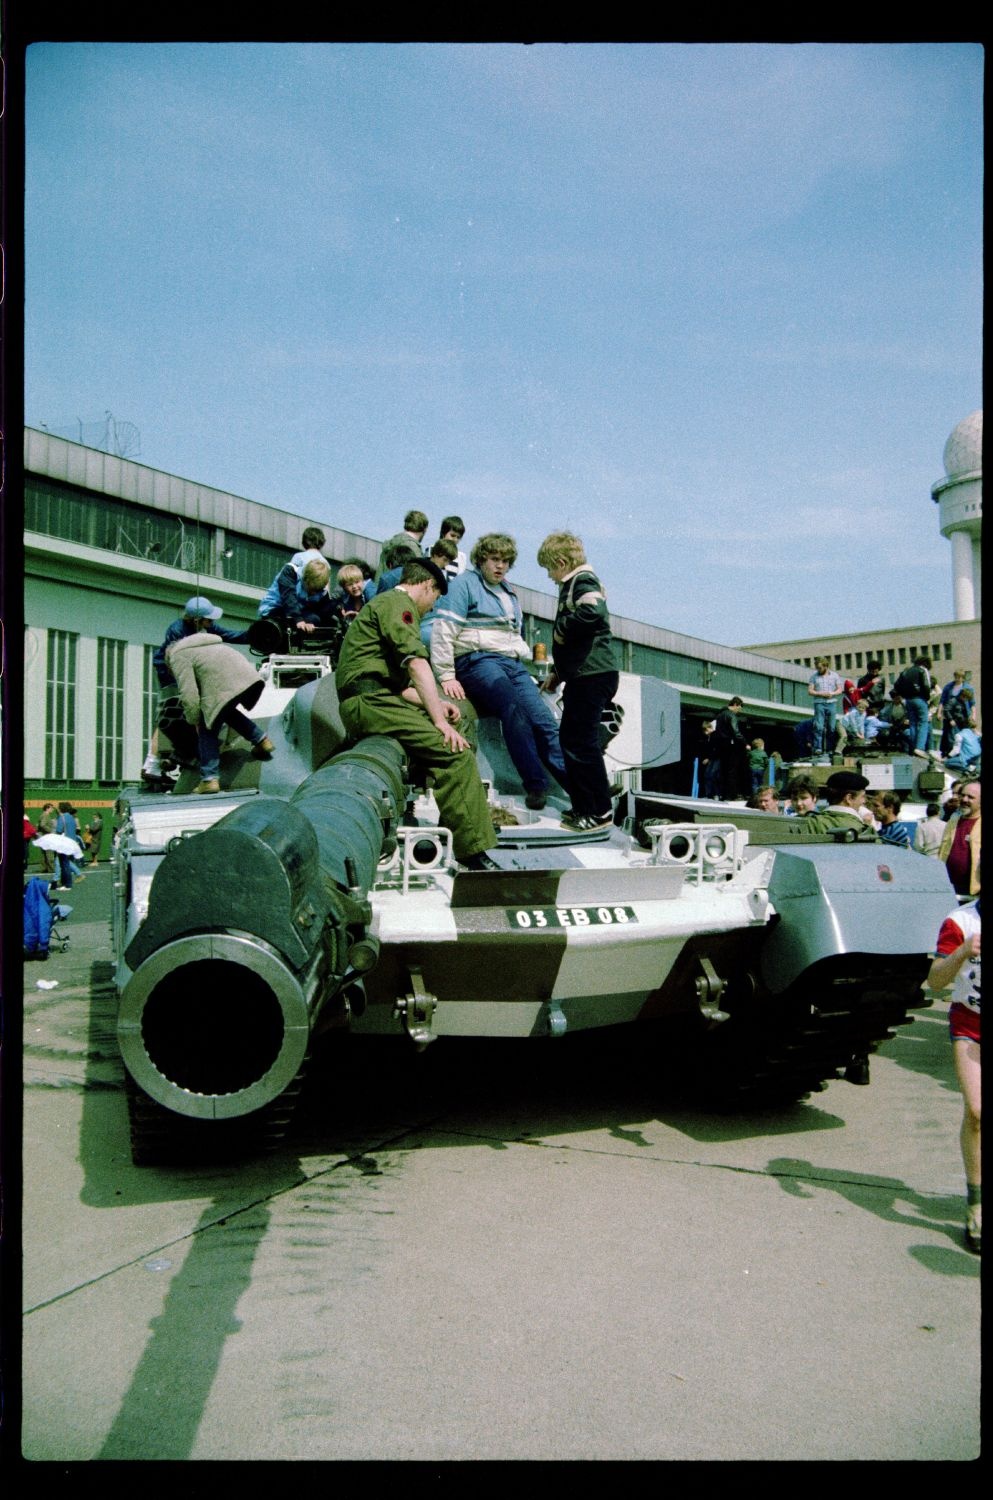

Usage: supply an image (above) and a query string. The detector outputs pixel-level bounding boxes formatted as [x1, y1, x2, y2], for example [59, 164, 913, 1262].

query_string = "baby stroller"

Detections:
[48, 888, 73, 952]
[23, 876, 72, 961]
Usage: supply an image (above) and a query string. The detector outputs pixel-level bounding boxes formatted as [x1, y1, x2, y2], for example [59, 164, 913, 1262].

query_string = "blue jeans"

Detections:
[199, 704, 266, 779]
[455, 653, 567, 796]
[904, 697, 930, 752]
[812, 699, 837, 753]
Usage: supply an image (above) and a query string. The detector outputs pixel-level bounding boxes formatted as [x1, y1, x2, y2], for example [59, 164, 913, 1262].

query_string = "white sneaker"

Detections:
[965, 1202, 981, 1254]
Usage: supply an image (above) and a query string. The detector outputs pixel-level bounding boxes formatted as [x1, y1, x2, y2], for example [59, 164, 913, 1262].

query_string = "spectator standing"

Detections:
[86, 810, 104, 864]
[747, 738, 770, 794]
[928, 897, 981, 1254]
[36, 802, 57, 873]
[537, 530, 622, 832]
[914, 803, 947, 857]
[807, 657, 844, 756]
[792, 717, 817, 760]
[854, 660, 887, 711]
[874, 791, 915, 850]
[54, 802, 83, 890]
[712, 697, 747, 801]
[375, 510, 428, 580]
[892, 656, 934, 754]
[23, 811, 38, 871]
[697, 720, 720, 799]
[939, 779, 981, 896]
[938, 669, 977, 757]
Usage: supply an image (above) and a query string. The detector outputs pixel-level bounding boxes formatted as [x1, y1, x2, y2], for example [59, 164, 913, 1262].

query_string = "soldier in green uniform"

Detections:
[803, 770, 876, 837]
[803, 767, 878, 1087]
[336, 559, 499, 870]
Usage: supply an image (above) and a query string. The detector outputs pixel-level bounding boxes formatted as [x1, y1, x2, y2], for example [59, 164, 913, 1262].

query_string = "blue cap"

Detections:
[184, 596, 222, 620]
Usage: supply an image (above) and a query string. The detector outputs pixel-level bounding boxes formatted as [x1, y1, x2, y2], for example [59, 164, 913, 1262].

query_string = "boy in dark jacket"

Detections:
[537, 531, 621, 832]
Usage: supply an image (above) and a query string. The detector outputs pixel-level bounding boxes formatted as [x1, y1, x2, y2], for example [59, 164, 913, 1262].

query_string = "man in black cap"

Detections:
[335, 558, 499, 870]
[806, 768, 879, 1085]
[802, 769, 875, 837]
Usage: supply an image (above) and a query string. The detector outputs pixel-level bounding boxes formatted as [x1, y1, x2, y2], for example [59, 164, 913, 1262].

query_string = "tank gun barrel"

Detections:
[118, 737, 407, 1121]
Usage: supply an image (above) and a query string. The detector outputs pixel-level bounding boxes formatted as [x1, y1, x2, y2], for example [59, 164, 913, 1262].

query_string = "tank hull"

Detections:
[112, 654, 958, 1159]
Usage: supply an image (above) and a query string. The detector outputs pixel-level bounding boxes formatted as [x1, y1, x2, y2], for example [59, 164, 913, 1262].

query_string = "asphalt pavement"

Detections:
[17, 863, 980, 1462]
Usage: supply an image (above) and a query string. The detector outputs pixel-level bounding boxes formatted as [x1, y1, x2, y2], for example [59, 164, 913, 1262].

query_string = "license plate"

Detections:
[508, 905, 638, 929]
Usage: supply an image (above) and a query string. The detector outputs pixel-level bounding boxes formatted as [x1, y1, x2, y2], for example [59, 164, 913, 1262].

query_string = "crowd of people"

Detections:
[696, 651, 980, 811]
[136, 511, 980, 852]
[23, 800, 102, 885]
[742, 768, 981, 874]
[800, 655, 979, 765]
[135, 513, 622, 862]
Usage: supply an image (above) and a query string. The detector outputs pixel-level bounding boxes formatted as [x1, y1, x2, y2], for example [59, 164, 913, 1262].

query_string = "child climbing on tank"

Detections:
[536, 530, 621, 833]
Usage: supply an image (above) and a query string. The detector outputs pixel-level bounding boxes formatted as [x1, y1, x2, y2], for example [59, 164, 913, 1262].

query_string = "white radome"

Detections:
[942, 409, 982, 479]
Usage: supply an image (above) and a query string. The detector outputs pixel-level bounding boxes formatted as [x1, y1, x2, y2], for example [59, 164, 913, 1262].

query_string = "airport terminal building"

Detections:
[23, 428, 821, 800]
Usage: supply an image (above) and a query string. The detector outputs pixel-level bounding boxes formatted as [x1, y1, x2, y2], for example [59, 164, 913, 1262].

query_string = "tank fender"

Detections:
[761, 843, 956, 995]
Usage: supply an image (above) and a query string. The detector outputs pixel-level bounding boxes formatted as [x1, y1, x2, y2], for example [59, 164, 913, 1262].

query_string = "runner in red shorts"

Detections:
[929, 896, 981, 1253]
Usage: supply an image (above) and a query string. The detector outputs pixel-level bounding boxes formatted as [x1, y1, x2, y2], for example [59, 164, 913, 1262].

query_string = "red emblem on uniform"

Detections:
[402, 610, 415, 625]
[877, 865, 893, 882]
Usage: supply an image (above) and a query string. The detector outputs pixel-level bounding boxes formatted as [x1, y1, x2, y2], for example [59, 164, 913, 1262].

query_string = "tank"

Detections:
[112, 643, 957, 1162]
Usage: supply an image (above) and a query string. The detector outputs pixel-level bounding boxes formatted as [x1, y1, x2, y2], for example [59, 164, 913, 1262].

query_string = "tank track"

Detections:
[699, 979, 932, 1107]
[124, 1065, 308, 1166]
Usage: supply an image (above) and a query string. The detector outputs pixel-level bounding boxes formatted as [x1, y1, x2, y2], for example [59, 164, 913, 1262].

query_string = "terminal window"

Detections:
[45, 629, 78, 781]
[96, 638, 126, 783]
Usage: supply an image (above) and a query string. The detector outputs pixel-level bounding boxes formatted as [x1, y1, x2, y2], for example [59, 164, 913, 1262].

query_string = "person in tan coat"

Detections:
[165, 632, 273, 793]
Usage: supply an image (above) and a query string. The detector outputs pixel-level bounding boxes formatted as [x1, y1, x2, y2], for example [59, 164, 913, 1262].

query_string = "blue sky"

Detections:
[24, 41, 982, 645]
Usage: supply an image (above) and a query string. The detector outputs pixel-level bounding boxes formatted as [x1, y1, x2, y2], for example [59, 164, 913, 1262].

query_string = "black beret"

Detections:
[826, 770, 870, 794]
[411, 558, 448, 594]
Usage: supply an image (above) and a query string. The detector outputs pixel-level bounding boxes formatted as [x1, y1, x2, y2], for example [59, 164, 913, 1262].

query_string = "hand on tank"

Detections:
[441, 676, 466, 700]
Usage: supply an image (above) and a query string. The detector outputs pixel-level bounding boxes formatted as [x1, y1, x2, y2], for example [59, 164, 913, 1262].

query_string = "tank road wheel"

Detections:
[694, 993, 828, 1108]
[124, 1066, 308, 1166]
[695, 972, 927, 1108]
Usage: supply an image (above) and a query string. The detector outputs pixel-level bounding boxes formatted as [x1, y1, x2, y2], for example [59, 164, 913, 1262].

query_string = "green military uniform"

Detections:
[336, 589, 496, 861]
[803, 806, 875, 837]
